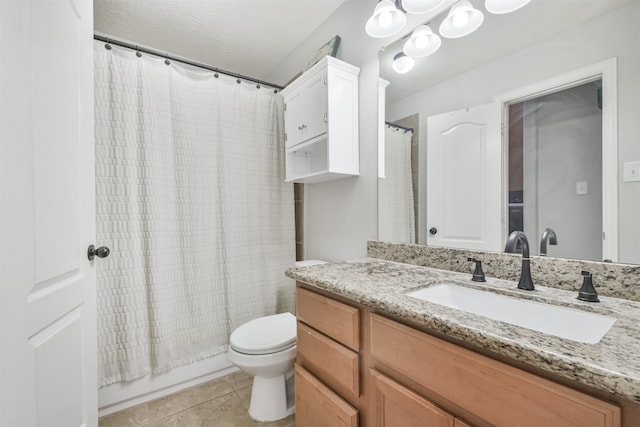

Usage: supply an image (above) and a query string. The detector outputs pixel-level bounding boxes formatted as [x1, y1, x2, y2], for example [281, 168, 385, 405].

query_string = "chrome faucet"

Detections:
[504, 231, 535, 291]
[540, 228, 558, 257]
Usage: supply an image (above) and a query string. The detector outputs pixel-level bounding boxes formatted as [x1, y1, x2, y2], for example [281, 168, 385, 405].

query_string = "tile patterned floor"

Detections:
[99, 371, 296, 427]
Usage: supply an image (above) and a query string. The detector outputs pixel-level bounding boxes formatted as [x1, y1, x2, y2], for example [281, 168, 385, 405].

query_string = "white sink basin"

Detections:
[405, 283, 616, 344]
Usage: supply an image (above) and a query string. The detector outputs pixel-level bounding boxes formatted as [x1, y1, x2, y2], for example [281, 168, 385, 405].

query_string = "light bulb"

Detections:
[403, 25, 441, 58]
[439, 0, 483, 39]
[452, 11, 469, 28]
[415, 34, 429, 49]
[485, 0, 532, 14]
[392, 53, 415, 74]
[365, 0, 407, 38]
[378, 10, 393, 28]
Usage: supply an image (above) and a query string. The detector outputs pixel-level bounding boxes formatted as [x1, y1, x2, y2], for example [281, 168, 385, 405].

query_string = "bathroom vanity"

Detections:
[288, 259, 640, 427]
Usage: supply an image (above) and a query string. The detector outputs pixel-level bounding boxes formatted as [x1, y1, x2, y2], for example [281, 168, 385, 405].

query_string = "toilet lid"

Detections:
[230, 312, 296, 355]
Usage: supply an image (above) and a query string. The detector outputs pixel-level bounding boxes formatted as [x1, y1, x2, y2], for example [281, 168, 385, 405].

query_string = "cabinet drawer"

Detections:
[370, 314, 621, 427]
[297, 287, 359, 350]
[295, 364, 358, 427]
[371, 370, 454, 427]
[297, 321, 359, 401]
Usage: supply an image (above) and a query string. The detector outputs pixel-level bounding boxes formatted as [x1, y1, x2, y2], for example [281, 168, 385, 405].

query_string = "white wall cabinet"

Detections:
[282, 56, 359, 183]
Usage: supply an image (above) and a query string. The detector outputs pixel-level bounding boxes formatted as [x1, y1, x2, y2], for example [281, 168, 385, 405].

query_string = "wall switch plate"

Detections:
[623, 161, 640, 182]
[576, 181, 588, 195]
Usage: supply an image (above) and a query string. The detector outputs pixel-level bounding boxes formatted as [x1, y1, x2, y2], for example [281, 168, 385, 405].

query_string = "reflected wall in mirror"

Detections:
[378, 0, 640, 264]
[508, 81, 603, 261]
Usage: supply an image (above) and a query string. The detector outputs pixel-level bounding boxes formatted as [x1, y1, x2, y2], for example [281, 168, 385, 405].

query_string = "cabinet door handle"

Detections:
[298, 124, 307, 131]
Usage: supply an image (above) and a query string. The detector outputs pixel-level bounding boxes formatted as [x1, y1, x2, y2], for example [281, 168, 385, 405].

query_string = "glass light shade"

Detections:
[485, 0, 532, 14]
[366, 0, 407, 39]
[403, 25, 442, 58]
[439, 0, 484, 39]
[392, 53, 415, 74]
[401, 0, 446, 15]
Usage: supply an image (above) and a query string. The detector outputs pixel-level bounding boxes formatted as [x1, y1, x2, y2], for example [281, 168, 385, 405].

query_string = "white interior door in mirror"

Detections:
[427, 103, 502, 251]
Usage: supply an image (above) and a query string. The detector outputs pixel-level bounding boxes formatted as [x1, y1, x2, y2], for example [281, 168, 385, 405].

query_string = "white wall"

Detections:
[268, 1, 455, 261]
[267, 2, 380, 260]
[387, 2, 640, 264]
[522, 83, 603, 260]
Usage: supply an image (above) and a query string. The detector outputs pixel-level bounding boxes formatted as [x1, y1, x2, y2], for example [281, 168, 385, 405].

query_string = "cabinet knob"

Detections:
[429, 227, 438, 235]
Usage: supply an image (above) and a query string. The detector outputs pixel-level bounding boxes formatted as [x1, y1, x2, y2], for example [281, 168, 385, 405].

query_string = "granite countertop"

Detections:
[286, 258, 640, 403]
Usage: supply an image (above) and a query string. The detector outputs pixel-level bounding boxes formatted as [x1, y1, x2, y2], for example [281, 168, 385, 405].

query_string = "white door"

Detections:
[0, 0, 98, 426]
[426, 103, 503, 251]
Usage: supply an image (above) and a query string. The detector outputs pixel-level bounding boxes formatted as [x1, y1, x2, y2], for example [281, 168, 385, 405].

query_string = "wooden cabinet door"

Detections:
[455, 418, 474, 427]
[370, 314, 621, 427]
[371, 370, 454, 427]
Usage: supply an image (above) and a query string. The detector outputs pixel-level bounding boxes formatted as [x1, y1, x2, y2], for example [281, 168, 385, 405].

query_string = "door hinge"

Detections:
[284, 133, 287, 141]
[324, 112, 328, 123]
[324, 75, 327, 85]
[284, 104, 287, 111]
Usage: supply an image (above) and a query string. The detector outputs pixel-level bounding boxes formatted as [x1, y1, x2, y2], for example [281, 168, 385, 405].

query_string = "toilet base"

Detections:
[248, 370, 295, 422]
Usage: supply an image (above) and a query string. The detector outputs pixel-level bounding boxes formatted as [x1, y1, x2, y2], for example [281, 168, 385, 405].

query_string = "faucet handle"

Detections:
[467, 258, 486, 282]
[578, 270, 599, 302]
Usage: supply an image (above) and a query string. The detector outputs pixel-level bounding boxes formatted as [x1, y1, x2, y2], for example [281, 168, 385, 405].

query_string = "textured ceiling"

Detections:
[94, 0, 346, 83]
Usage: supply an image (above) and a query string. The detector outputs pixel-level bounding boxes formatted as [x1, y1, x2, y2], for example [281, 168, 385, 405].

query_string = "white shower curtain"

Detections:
[94, 42, 295, 387]
[378, 125, 415, 243]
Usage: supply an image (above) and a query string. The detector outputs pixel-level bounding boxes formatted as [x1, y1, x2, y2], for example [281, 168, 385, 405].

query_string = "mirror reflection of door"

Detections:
[508, 81, 603, 261]
[426, 103, 502, 252]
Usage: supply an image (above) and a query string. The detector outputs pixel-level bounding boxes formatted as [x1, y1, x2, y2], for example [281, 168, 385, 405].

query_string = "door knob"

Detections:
[429, 227, 438, 235]
[87, 245, 110, 261]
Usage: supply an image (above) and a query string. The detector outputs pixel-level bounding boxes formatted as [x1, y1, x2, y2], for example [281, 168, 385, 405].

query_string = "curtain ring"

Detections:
[214, 73, 219, 78]
[164, 54, 170, 65]
[256, 83, 261, 89]
[105, 38, 112, 50]
[135, 46, 142, 58]
[236, 79, 241, 84]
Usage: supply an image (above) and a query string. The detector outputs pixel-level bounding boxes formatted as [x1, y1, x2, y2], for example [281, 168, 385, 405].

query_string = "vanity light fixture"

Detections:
[401, 0, 446, 15]
[366, 0, 408, 38]
[403, 24, 442, 57]
[392, 52, 416, 73]
[439, 0, 484, 39]
[485, 0, 532, 14]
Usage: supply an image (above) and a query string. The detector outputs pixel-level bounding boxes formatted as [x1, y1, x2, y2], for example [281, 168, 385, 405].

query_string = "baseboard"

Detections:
[98, 353, 237, 417]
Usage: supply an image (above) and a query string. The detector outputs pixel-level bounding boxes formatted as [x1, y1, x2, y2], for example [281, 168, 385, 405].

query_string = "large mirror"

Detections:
[378, 0, 640, 264]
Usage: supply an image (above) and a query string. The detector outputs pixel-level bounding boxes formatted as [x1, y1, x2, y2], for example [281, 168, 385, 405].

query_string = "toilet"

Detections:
[227, 260, 326, 422]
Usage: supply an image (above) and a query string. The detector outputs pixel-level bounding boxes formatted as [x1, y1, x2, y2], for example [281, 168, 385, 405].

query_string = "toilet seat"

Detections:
[230, 312, 296, 355]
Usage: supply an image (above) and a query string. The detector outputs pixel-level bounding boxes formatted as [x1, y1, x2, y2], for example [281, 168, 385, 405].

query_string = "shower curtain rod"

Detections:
[385, 122, 414, 133]
[94, 34, 284, 91]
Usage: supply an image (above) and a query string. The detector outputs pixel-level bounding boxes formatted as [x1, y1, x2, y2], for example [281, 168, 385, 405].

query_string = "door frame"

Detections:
[494, 58, 618, 262]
